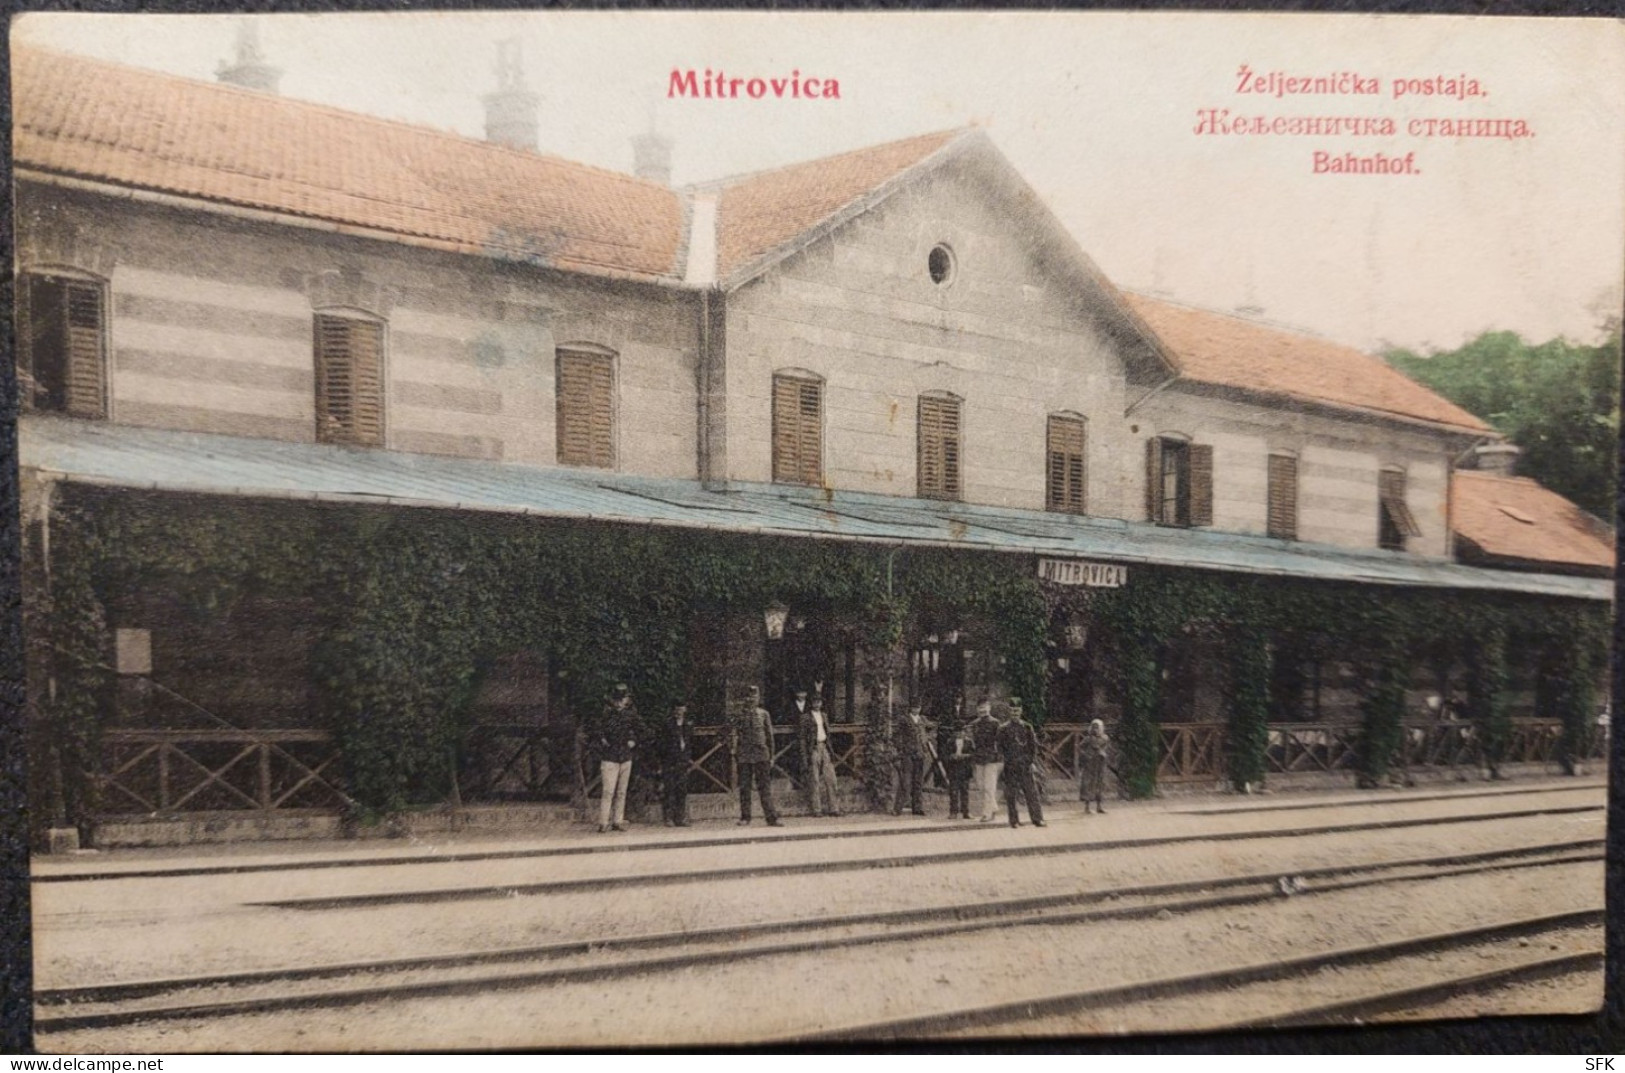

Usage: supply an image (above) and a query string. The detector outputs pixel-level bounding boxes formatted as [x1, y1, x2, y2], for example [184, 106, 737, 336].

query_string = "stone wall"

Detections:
[17, 183, 702, 477]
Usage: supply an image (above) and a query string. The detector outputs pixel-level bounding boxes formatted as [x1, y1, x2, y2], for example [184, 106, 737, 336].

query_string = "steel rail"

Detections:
[782, 909, 1604, 1042]
[248, 805, 1602, 910]
[34, 845, 1602, 1033]
[1217, 950, 1605, 1030]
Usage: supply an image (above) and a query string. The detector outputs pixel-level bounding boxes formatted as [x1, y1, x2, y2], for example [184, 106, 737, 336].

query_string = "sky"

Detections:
[13, 11, 1625, 353]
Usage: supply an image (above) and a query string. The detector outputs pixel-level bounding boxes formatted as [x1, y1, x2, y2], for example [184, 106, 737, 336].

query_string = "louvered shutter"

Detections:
[62, 282, 107, 419]
[315, 314, 384, 447]
[918, 395, 962, 500]
[772, 375, 823, 485]
[1046, 415, 1087, 514]
[1188, 443, 1214, 527]
[557, 350, 615, 468]
[1267, 454, 1298, 540]
[1145, 437, 1164, 523]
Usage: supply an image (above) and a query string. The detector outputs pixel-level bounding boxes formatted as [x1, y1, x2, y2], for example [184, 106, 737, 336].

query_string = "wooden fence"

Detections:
[93, 728, 347, 816]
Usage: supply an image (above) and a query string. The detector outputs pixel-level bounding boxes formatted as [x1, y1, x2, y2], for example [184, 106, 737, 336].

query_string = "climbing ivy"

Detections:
[29, 485, 1609, 819]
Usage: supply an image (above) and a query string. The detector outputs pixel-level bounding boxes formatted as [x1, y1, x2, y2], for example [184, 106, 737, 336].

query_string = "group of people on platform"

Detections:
[591, 682, 1113, 834]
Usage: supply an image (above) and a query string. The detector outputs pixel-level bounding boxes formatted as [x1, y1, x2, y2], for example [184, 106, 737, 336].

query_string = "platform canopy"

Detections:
[19, 416, 1611, 602]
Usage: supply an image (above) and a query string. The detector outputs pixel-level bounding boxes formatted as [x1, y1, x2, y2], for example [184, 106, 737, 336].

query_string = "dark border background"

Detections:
[2, 0, 1622, 1054]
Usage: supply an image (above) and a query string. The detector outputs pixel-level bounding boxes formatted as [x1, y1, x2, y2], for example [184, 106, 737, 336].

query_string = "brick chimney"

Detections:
[632, 128, 674, 185]
[482, 39, 539, 152]
[216, 22, 282, 94]
[1470, 442, 1520, 477]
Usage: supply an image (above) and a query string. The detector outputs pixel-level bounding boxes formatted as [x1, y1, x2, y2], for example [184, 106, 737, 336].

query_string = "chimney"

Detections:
[482, 39, 540, 152]
[632, 129, 674, 185]
[216, 22, 282, 94]
[1470, 442, 1520, 478]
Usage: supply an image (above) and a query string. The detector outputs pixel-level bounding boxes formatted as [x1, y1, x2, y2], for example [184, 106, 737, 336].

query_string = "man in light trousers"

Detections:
[597, 683, 639, 833]
[966, 697, 1004, 822]
[802, 694, 842, 817]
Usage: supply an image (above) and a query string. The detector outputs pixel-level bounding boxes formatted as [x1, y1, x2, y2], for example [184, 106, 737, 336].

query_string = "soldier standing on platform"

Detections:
[734, 686, 782, 827]
[661, 702, 692, 827]
[893, 702, 934, 816]
[1079, 717, 1111, 814]
[996, 697, 1045, 828]
[596, 683, 639, 833]
[937, 693, 973, 819]
[801, 693, 842, 817]
[968, 698, 1003, 822]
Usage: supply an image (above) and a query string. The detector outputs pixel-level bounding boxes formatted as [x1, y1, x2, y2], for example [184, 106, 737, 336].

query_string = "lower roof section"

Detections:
[19, 416, 1612, 603]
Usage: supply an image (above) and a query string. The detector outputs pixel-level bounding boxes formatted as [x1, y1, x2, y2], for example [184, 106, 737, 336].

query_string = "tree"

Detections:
[1386, 331, 1620, 519]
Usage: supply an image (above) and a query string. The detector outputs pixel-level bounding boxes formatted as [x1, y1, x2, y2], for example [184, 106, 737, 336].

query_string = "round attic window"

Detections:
[928, 244, 955, 285]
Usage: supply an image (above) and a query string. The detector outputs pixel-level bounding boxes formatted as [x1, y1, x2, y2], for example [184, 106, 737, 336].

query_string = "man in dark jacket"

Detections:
[996, 696, 1045, 828]
[967, 698, 1003, 822]
[661, 702, 692, 827]
[733, 686, 781, 827]
[596, 683, 639, 833]
[937, 693, 973, 819]
[893, 703, 934, 816]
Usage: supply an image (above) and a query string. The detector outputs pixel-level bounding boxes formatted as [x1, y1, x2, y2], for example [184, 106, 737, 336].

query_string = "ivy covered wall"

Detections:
[26, 486, 1609, 827]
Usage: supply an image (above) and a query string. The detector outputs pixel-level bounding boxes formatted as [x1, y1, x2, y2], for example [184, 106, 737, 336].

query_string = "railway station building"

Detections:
[13, 45, 1613, 846]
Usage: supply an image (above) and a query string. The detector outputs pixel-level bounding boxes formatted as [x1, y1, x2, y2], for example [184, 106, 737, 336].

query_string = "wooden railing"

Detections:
[94, 729, 346, 816]
[1266, 723, 1359, 775]
[681, 723, 870, 794]
[1158, 723, 1227, 782]
[458, 723, 571, 801]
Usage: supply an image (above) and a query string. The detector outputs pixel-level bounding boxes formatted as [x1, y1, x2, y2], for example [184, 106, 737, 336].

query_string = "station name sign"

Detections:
[1036, 558, 1128, 588]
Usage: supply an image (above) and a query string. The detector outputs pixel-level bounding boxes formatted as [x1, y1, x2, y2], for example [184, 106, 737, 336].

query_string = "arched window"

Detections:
[314, 309, 386, 447]
[1046, 413, 1087, 515]
[18, 269, 108, 419]
[917, 392, 963, 501]
[772, 371, 824, 486]
[556, 345, 616, 469]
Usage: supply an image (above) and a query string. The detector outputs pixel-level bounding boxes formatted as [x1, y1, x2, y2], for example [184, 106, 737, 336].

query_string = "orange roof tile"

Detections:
[12, 46, 687, 282]
[1453, 471, 1614, 574]
[1123, 293, 1492, 433]
[712, 128, 967, 278]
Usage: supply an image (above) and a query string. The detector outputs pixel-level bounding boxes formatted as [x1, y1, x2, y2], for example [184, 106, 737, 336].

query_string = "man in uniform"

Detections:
[937, 692, 973, 819]
[733, 685, 782, 827]
[661, 701, 693, 827]
[596, 683, 639, 833]
[996, 696, 1045, 828]
[893, 702, 934, 816]
[801, 693, 841, 817]
[967, 697, 1003, 822]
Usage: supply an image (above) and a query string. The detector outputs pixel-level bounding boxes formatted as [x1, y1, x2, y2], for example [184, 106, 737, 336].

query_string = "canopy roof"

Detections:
[20, 417, 1608, 602]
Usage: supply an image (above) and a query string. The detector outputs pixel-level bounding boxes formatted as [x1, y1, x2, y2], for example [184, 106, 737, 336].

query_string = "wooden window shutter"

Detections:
[918, 395, 962, 500]
[1379, 468, 1421, 541]
[1046, 415, 1087, 514]
[1145, 437, 1164, 523]
[772, 375, 823, 485]
[557, 349, 615, 468]
[1188, 443, 1214, 527]
[315, 314, 384, 447]
[62, 281, 107, 419]
[1267, 454, 1298, 540]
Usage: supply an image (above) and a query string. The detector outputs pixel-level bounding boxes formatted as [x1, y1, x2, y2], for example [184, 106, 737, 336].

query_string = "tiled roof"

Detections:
[1123, 293, 1492, 434]
[712, 128, 968, 278]
[12, 46, 688, 282]
[1452, 471, 1614, 575]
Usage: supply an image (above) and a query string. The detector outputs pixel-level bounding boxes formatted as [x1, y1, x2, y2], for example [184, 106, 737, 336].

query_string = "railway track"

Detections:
[246, 803, 1603, 910]
[33, 781, 1603, 886]
[791, 909, 1602, 1041]
[34, 839, 1601, 1036]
